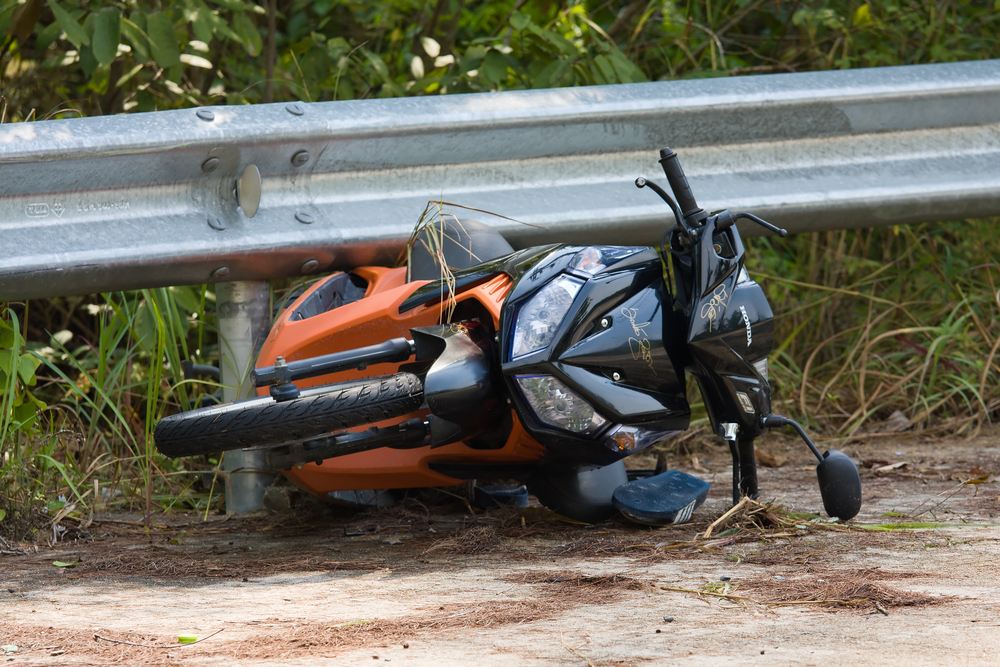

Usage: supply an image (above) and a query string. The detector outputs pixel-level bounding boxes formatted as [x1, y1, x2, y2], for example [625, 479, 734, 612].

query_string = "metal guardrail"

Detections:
[2, 60, 1000, 301]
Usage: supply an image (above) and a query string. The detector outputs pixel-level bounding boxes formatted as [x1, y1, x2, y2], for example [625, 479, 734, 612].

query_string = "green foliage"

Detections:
[5, 1, 996, 120]
[0, 311, 45, 441]
[747, 220, 1000, 435]
[0, 286, 228, 538]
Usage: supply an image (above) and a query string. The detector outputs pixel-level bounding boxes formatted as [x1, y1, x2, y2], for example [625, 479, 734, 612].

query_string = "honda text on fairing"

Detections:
[155, 148, 862, 525]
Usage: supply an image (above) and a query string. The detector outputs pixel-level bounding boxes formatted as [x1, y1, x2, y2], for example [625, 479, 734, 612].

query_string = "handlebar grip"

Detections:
[658, 148, 703, 220]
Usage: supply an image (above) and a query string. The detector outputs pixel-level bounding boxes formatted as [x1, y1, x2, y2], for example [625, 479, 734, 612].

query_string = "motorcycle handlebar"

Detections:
[658, 148, 704, 222]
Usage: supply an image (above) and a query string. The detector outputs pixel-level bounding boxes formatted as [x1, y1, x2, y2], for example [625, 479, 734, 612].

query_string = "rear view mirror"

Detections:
[816, 449, 862, 520]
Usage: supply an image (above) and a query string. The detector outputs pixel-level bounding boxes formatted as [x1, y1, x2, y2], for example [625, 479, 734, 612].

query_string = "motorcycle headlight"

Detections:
[604, 425, 679, 455]
[569, 246, 647, 275]
[515, 375, 607, 436]
[510, 275, 582, 359]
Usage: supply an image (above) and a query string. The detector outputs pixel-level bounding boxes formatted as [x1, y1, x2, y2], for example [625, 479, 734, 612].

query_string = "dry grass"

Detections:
[5, 571, 652, 662]
[739, 567, 950, 610]
[422, 525, 504, 556]
[85, 549, 387, 578]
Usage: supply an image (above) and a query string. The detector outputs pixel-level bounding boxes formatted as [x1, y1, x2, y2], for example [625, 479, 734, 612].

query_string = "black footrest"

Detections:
[612, 470, 710, 526]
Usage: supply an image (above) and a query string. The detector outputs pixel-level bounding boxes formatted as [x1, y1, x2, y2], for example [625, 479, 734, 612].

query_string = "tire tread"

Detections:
[154, 373, 423, 457]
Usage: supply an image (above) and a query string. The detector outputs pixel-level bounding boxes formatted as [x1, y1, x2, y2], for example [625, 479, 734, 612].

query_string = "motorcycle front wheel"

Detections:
[154, 372, 424, 458]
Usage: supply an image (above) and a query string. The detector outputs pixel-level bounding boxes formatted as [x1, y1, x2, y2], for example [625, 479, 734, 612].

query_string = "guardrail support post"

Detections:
[218, 280, 276, 513]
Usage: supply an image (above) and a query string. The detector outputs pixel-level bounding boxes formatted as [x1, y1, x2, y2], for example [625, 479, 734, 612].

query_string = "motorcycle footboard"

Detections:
[612, 470, 710, 526]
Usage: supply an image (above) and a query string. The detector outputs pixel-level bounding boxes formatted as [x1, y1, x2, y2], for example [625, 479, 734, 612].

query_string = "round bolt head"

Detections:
[286, 102, 305, 116]
[211, 266, 230, 279]
[295, 212, 314, 224]
[612, 372, 621, 381]
[201, 157, 220, 173]
[291, 150, 310, 167]
[196, 109, 215, 122]
[300, 259, 320, 274]
[600, 318, 609, 328]
[207, 216, 226, 231]
[236, 164, 262, 218]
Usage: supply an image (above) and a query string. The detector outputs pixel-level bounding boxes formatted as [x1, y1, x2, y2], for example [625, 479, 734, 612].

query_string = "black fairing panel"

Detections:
[411, 323, 504, 447]
[554, 284, 688, 424]
[681, 218, 775, 438]
[499, 246, 690, 464]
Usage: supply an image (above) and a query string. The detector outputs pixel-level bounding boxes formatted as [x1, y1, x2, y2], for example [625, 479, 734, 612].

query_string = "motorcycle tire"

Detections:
[154, 372, 424, 458]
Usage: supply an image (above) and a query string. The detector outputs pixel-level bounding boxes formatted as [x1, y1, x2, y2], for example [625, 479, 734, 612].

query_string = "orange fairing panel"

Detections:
[256, 269, 544, 495]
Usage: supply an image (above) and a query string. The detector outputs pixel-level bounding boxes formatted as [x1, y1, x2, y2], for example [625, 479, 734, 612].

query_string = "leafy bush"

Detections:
[2, 1, 997, 119]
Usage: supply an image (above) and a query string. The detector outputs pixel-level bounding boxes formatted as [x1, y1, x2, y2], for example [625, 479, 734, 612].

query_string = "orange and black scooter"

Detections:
[155, 149, 862, 524]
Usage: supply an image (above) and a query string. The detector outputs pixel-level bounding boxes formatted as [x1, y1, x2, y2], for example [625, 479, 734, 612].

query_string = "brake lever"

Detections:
[715, 211, 788, 237]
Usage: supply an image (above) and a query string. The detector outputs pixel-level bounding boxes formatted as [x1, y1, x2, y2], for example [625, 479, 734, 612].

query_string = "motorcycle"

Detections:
[155, 148, 862, 525]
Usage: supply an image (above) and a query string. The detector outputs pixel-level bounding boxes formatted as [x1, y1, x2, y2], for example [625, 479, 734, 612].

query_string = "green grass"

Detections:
[749, 221, 1000, 438]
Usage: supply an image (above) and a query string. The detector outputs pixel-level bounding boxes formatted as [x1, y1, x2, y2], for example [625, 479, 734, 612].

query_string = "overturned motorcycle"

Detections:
[155, 148, 862, 525]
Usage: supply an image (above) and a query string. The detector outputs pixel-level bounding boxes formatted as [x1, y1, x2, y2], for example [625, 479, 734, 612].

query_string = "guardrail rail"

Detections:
[2, 59, 999, 301]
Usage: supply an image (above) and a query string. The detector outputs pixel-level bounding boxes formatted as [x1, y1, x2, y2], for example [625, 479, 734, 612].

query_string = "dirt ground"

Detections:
[3, 432, 1000, 666]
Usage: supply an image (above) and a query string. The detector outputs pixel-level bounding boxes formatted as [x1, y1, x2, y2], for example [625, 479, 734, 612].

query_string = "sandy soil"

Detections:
[2, 433, 1000, 666]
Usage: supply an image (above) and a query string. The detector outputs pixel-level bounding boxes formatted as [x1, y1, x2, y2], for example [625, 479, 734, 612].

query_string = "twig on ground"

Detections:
[659, 585, 753, 603]
[703, 497, 750, 538]
[93, 629, 223, 648]
[560, 633, 596, 667]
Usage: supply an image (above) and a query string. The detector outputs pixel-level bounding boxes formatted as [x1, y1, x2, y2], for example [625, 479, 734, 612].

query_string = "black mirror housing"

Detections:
[816, 449, 862, 520]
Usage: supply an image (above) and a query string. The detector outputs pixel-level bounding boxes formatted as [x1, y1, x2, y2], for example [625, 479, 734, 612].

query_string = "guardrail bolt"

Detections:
[207, 216, 226, 231]
[300, 259, 320, 274]
[295, 212, 314, 224]
[196, 109, 216, 122]
[201, 157, 220, 173]
[291, 150, 310, 167]
[286, 102, 305, 116]
[212, 266, 230, 279]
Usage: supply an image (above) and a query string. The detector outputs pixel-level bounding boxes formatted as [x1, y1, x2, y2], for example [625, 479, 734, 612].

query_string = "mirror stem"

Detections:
[763, 415, 824, 463]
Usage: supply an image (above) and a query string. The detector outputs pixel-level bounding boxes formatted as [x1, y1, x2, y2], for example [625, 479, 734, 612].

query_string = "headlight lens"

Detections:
[510, 275, 582, 359]
[515, 375, 607, 436]
[569, 246, 647, 275]
[604, 425, 679, 455]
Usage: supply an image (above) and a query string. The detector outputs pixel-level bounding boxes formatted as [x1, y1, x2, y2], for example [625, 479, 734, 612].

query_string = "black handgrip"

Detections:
[252, 337, 414, 386]
[658, 148, 704, 221]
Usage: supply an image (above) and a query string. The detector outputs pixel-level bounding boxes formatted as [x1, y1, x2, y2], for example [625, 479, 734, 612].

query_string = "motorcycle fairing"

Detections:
[499, 245, 690, 465]
[410, 322, 506, 448]
[677, 217, 775, 438]
[256, 266, 546, 496]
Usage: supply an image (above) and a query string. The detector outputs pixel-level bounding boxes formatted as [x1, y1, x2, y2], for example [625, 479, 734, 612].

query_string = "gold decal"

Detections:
[621, 307, 656, 375]
[699, 284, 729, 332]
